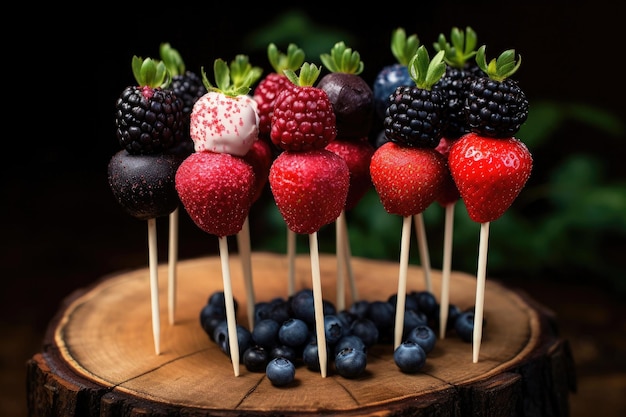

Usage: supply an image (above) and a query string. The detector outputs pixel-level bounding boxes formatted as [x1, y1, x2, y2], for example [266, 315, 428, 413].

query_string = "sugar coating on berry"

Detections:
[175, 152, 255, 237]
[190, 92, 259, 156]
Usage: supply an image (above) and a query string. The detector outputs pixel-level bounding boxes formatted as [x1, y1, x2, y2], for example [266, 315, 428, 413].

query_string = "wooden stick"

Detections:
[439, 202, 455, 339]
[168, 208, 178, 325]
[309, 232, 328, 377]
[236, 216, 255, 329]
[218, 236, 240, 376]
[335, 212, 346, 311]
[393, 216, 412, 349]
[287, 229, 296, 296]
[342, 215, 358, 304]
[473, 221, 490, 363]
[413, 213, 432, 293]
[147, 218, 160, 355]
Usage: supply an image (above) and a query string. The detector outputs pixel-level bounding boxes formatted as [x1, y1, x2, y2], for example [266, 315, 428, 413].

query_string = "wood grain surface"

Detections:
[27, 252, 576, 416]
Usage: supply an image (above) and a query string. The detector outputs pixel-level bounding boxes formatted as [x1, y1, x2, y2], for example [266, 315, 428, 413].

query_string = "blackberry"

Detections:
[115, 56, 184, 155]
[432, 27, 485, 139]
[383, 46, 447, 148]
[465, 46, 529, 138]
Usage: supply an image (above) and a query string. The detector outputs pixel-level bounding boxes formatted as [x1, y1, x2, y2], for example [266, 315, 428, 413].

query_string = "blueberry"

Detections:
[348, 300, 370, 319]
[267, 298, 292, 324]
[373, 63, 412, 120]
[270, 345, 298, 363]
[336, 310, 357, 329]
[366, 300, 395, 334]
[302, 338, 320, 371]
[252, 319, 281, 349]
[212, 321, 252, 359]
[412, 291, 438, 319]
[388, 293, 419, 312]
[349, 318, 379, 347]
[402, 309, 429, 340]
[290, 289, 315, 325]
[243, 345, 269, 372]
[334, 347, 367, 378]
[199, 303, 226, 340]
[254, 301, 273, 322]
[266, 357, 296, 387]
[394, 340, 427, 373]
[433, 303, 462, 331]
[324, 314, 345, 345]
[334, 334, 366, 357]
[207, 291, 238, 313]
[406, 325, 436, 354]
[278, 318, 309, 348]
[455, 310, 478, 343]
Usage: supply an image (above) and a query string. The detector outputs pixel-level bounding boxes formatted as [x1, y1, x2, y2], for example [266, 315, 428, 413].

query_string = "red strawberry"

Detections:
[326, 137, 374, 211]
[175, 152, 255, 237]
[253, 43, 305, 141]
[370, 141, 447, 217]
[270, 63, 337, 152]
[269, 149, 349, 234]
[435, 137, 461, 206]
[242, 138, 273, 203]
[448, 132, 533, 223]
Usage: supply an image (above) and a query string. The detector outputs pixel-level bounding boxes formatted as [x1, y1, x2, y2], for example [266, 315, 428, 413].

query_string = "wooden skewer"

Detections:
[473, 221, 490, 363]
[147, 218, 160, 355]
[413, 213, 432, 293]
[168, 208, 178, 325]
[218, 236, 240, 376]
[393, 215, 412, 349]
[237, 216, 255, 329]
[439, 202, 455, 339]
[309, 232, 328, 377]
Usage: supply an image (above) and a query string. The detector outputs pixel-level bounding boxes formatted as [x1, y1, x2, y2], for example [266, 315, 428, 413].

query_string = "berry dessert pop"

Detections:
[109, 55, 185, 355]
[318, 41, 375, 309]
[431, 26, 481, 338]
[253, 42, 305, 297]
[449, 46, 531, 362]
[269, 63, 350, 377]
[371, 45, 448, 349]
[175, 55, 262, 376]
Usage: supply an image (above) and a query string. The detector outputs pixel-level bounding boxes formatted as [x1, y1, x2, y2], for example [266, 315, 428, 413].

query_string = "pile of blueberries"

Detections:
[200, 288, 480, 387]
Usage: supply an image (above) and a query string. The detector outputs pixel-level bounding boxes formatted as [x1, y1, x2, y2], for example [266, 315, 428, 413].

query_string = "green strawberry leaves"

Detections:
[433, 26, 478, 69]
[201, 55, 263, 97]
[283, 62, 322, 87]
[390, 27, 420, 66]
[320, 41, 364, 75]
[476, 45, 522, 82]
[131, 56, 171, 89]
[407, 46, 447, 91]
[267, 43, 306, 74]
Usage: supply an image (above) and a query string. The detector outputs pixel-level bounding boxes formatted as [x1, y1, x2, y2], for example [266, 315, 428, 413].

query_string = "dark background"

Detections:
[3, 2, 625, 416]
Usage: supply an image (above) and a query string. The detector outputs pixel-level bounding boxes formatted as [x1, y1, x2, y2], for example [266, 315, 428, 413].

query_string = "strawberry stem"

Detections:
[131, 56, 171, 89]
[320, 41, 364, 75]
[475, 45, 522, 82]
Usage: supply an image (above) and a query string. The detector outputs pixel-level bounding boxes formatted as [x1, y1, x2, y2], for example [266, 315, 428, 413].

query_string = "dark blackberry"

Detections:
[465, 46, 529, 138]
[383, 46, 447, 148]
[160, 43, 206, 119]
[115, 56, 184, 155]
[432, 27, 485, 139]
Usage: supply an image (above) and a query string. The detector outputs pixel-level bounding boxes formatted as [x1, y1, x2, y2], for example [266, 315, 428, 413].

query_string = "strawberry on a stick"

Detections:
[269, 63, 349, 377]
[253, 42, 305, 297]
[372, 46, 448, 349]
[318, 41, 375, 309]
[449, 46, 531, 363]
[176, 55, 262, 376]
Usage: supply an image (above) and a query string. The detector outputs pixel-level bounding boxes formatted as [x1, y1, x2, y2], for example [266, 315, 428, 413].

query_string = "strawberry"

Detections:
[270, 63, 337, 152]
[269, 149, 349, 234]
[326, 137, 374, 211]
[253, 43, 305, 141]
[370, 141, 447, 217]
[243, 138, 273, 203]
[448, 132, 532, 223]
[190, 55, 262, 156]
[175, 151, 255, 237]
[434, 137, 461, 206]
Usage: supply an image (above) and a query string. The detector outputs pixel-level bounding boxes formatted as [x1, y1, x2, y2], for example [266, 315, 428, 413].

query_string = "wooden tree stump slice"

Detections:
[27, 252, 576, 417]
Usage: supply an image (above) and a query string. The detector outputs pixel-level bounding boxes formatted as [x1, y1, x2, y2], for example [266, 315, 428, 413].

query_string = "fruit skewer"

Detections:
[176, 56, 262, 375]
[318, 42, 376, 310]
[109, 56, 187, 355]
[371, 46, 448, 349]
[430, 27, 481, 338]
[448, 46, 531, 362]
[269, 63, 350, 377]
